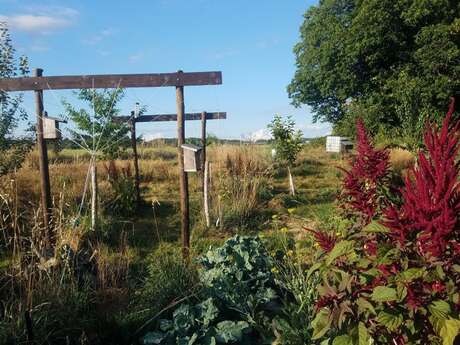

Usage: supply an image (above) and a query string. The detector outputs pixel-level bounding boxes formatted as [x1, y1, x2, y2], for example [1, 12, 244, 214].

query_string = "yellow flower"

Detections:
[281, 227, 289, 233]
[287, 208, 296, 214]
[271, 267, 279, 274]
[287, 250, 294, 257]
[336, 231, 341, 236]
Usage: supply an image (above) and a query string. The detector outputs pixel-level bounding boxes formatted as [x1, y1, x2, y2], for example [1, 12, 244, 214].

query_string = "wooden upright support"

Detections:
[176, 72, 190, 259]
[34, 68, 53, 244]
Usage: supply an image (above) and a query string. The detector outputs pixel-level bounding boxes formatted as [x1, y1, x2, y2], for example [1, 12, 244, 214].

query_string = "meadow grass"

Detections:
[0, 140, 413, 344]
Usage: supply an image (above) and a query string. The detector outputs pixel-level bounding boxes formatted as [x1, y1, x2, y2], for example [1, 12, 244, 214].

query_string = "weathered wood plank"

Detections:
[0, 71, 222, 91]
[113, 112, 226, 123]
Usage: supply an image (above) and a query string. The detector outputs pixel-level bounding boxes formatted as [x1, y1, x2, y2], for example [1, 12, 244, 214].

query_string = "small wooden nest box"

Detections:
[43, 114, 67, 140]
[181, 144, 202, 172]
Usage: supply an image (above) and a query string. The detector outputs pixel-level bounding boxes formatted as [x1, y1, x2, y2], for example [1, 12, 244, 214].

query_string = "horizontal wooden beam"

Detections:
[113, 112, 227, 123]
[0, 71, 222, 91]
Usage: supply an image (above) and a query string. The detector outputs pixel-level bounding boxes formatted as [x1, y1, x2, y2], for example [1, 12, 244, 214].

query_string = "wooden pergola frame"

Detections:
[0, 69, 224, 258]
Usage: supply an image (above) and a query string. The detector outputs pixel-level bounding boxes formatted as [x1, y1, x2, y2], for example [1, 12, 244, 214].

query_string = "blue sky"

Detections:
[1, 0, 331, 140]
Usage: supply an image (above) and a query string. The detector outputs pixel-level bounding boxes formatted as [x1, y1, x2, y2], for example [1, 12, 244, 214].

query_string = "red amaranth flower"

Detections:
[363, 240, 378, 256]
[304, 227, 337, 253]
[406, 285, 423, 311]
[383, 97, 460, 259]
[339, 119, 390, 223]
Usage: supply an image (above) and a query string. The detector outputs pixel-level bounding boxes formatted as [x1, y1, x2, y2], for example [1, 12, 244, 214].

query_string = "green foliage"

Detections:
[139, 243, 199, 318]
[0, 22, 31, 176]
[62, 88, 129, 158]
[199, 235, 278, 320]
[268, 115, 303, 166]
[143, 236, 281, 344]
[289, 0, 460, 148]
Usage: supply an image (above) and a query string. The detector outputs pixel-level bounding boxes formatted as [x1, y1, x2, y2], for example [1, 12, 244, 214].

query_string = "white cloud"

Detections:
[82, 28, 115, 45]
[0, 6, 78, 34]
[212, 48, 239, 60]
[143, 132, 164, 141]
[128, 52, 145, 63]
[244, 128, 272, 142]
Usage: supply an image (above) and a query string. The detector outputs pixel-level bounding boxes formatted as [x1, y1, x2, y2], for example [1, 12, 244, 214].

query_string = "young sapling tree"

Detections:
[62, 89, 129, 230]
[268, 115, 303, 195]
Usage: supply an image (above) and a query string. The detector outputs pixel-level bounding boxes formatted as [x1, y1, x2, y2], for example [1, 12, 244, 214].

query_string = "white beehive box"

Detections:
[182, 144, 202, 172]
[326, 136, 353, 153]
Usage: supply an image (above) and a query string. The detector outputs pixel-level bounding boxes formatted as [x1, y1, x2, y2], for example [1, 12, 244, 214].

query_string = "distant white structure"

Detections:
[326, 136, 353, 153]
[271, 148, 276, 158]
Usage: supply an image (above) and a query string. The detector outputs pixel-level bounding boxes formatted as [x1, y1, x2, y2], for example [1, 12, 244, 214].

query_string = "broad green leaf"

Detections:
[307, 262, 323, 280]
[439, 318, 460, 345]
[326, 240, 355, 265]
[215, 320, 250, 343]
[332, 335, 354, 345]
[429, 300, 451, 320]
[371, 286, 397, 303]
[398, 268, 426, 282]
[362, 221, 389, 233]
[358, 322, 372, 345]
[376, 311, 403, 332]
[312, 308, 332, 340]
[356, 297, 376, 315]
[143, 332, 166, 345]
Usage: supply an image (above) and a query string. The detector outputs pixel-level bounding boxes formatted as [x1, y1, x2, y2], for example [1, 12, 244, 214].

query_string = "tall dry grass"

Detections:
[205, 144, 272, 231]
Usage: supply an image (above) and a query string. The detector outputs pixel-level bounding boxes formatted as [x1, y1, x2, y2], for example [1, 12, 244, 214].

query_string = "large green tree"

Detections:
[288, 0, 460, 148]
[0, 22, 30, 175]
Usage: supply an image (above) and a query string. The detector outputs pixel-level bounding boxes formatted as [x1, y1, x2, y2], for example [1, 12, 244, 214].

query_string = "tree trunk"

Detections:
[91, 158, 98, 231]
[288, 165, 295, 196]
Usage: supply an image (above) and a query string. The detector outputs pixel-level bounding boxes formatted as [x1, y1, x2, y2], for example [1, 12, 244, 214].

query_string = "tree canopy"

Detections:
[62, 89, 130, 159]
[288, 0, 460, 148]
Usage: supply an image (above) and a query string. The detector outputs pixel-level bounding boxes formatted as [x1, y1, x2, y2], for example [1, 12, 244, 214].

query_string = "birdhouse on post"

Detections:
[43, 113, 67, 140]
[181, 144, 202, 172]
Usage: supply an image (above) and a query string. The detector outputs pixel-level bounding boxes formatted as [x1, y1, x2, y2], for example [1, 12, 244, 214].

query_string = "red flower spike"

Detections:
[304, 227, 337, 253]
[339, 119, 390, 223]
[383, 97, 460, 259]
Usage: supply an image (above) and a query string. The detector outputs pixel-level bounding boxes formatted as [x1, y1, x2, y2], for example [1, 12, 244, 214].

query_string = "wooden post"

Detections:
[91, 157, 98, 231]
[34, 68, 53, 244]
[176, 71, 190, 259]
[204, 161, 210, 228]
[130, 113, 141, 208]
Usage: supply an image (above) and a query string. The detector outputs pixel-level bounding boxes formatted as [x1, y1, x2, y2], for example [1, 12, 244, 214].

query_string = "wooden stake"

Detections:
[91, 158, 98, 231]
[130, 114, 141, 208]
[204, 160, 210, 228]
[34, 68, 53, 244]
[176, 72, 190, 259]
[288, 166, 295, 196]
